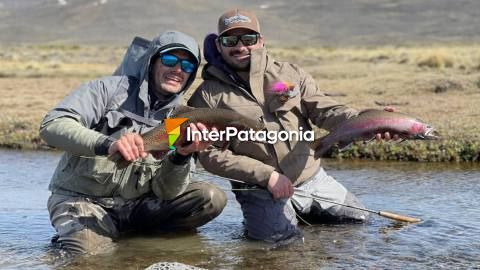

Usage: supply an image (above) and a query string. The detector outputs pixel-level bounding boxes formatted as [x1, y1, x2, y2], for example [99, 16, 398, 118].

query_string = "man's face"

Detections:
[151, 50, 195, 95]
[216, 28, 264, 71]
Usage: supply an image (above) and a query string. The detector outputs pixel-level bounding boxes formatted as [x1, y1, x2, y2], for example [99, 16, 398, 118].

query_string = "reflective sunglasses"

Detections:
[218, 34, 259, 47]
[159, 54, 196, 73]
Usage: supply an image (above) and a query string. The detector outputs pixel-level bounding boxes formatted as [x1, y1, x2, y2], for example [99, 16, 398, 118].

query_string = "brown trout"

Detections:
[143, 106, 264, 150]
[110, 106, 264, 165]
[311, 109, 439, 159]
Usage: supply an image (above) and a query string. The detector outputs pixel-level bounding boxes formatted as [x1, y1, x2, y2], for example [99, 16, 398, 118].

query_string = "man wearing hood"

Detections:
[189, 9, 398, 243]
[40, 31, 227, 255]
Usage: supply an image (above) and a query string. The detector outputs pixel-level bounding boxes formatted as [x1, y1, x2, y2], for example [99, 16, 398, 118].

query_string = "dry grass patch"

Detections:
[0, 44, 124, 78]
[1, 43, 479, 160]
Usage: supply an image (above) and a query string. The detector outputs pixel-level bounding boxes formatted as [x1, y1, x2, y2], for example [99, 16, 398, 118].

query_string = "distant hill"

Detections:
[1, 0, 480, 46]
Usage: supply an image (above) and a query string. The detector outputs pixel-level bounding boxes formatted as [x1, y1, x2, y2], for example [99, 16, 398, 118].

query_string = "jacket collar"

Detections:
[249, 47, 267, 105]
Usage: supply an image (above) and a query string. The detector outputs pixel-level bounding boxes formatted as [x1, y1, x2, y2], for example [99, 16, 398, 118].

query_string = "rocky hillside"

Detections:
[1, 0, 480, 46]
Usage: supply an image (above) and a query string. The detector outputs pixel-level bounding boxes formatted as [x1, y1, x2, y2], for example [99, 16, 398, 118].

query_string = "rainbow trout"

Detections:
[311, 109, 439, 159]
[110, 106, 264, 165]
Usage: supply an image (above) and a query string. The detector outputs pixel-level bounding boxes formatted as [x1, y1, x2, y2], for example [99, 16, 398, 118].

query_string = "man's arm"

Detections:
[40, 117, 112, 156]
[296, 66, 358, 130]
[39, 77, 122, 156]
[188, 82, 276, 187]
[198, 145, 276, 187]
[297, 66, 400, 140]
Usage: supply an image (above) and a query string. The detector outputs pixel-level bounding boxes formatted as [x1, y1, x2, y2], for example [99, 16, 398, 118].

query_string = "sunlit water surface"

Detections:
[0, 149, 479, 269]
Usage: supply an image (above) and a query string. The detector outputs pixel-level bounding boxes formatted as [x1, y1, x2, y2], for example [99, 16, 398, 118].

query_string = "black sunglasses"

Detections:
[218, 34, 260, 47]
[159, 54, 196, 73]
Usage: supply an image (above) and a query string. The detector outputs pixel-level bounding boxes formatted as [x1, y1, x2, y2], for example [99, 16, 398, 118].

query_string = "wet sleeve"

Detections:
[151, 155, 191, 200]
[297, 66, 358, 131]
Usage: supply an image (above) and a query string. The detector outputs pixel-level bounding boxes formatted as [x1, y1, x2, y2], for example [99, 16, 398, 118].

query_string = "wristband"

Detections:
[169, 150, 192, 165]
[94, 136, 116, 156]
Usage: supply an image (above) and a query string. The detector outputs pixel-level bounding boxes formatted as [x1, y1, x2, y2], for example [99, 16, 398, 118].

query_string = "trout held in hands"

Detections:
[110, 106, 264, 165]
[141, 106, 264, 151]
[311, 109, 439, 159]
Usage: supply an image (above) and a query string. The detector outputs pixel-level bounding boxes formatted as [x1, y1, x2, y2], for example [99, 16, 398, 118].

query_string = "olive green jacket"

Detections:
[189, 47, 357, 187]
[41, 117, 190, 200]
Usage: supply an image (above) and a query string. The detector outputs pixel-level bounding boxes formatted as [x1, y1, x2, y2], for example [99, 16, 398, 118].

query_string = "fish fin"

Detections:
[226, 119, 254, 130]
[358, 109, 381, 115]
[393, 138, 406, 144]
[338, 141, 353, 150]
[363, 136, 377, 144]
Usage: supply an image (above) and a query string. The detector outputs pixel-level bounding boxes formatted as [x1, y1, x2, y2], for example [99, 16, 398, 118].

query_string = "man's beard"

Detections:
[148, 74, 174, 100]
[226, 61, 250, 72]
[225, 49, 251, 71]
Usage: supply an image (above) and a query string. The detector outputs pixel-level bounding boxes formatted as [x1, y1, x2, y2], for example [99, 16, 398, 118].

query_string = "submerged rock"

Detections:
[145, 262, 207, 270]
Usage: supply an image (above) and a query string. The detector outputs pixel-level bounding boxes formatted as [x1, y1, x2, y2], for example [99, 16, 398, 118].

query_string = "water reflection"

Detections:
[0, 150, 479, 269]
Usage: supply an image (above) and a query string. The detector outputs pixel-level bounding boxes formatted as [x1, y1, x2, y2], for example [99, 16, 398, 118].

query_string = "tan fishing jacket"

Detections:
[189, 47, 358, 187]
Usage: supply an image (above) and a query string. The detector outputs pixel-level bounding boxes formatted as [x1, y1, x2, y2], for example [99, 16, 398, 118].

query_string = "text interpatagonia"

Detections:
[186, 127, 314, 144]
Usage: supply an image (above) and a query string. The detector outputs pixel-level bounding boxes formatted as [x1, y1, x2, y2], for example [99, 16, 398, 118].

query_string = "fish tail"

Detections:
[310, 138, 330, 159]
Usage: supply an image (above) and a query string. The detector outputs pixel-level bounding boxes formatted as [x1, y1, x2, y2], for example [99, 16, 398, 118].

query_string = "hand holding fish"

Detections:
[108, 133, 147, 162]
[108, 122, 217, 162]
[310, 109, 440, 159]
[175, 123, 217, 156]
[375, 131, 400, 141]
[107, 106, 264, 166]
[374, 107, 400, 142]
[267, 171, 294, 200]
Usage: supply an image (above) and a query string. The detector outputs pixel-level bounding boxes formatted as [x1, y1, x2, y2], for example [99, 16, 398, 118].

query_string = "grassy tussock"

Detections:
[0, 118, 42, 149]
[330, 140, 480, 162]
[270, 44, 480, 70]
[0, 44, 124, 78]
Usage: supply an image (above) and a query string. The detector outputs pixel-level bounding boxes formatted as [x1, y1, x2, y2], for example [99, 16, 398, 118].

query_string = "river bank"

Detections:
[1, 43, 479, 161]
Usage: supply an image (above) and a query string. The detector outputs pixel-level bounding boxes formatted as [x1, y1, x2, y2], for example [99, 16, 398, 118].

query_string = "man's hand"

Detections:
[267, 171, 294, 200]
[108, 133, 147, 161]
[375, 107, 400, 141]
[175, 123, 216, 156]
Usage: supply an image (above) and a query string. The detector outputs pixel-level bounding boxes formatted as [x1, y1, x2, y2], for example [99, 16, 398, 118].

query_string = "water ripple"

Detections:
[1, 151, 479, 269]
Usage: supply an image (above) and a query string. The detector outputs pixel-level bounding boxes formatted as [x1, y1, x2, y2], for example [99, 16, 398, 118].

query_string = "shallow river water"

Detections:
[0, 149, 479, 269]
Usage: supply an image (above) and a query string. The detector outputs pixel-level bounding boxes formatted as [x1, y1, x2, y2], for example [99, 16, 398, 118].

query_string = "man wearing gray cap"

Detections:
[189, 9, 396, 243]
[40, 30, 227, 255]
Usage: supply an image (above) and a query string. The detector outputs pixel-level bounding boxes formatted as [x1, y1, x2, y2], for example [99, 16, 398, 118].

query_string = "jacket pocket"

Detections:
[267, 92, 301, 114]
[116, 156, 160, 199]
[74, 156, 116, 184]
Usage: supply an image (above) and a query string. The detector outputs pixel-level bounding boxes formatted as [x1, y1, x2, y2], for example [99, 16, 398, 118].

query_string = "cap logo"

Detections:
[224, 14, 251, 26]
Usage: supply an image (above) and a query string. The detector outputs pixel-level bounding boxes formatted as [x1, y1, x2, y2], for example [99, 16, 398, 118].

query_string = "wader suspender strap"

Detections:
[118, 108, 162, 127]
